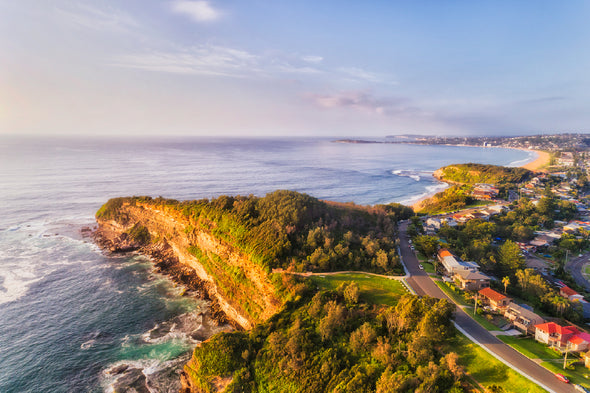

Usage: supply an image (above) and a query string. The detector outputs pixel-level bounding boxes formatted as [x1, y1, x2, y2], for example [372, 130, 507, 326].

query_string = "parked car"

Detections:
[555, 373, 569, 383]
[419, 264, 424, 270]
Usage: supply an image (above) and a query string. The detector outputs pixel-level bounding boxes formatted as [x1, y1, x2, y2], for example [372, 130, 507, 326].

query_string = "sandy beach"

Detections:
[519, 149, 551, 172]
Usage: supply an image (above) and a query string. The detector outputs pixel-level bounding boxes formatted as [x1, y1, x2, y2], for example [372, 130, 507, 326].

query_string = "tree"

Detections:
[413, 235, 440, 258]
[497, 240, 525, 273]
[502, 276, 510, 294]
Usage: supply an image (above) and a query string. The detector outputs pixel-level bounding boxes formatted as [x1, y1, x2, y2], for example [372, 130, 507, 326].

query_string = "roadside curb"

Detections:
[453, 322, 557, 393]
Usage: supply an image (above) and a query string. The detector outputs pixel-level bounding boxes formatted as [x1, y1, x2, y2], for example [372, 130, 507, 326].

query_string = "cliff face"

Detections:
[96, 201, 282, 330]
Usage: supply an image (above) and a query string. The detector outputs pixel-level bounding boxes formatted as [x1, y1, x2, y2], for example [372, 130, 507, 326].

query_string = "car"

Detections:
[419, 264, 424, 270]
[555, 373, 569, 383]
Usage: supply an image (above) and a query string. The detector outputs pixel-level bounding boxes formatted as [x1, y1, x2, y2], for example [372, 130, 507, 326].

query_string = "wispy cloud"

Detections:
[171, 1, 222, 22]
[55, 4, 139, 33]
[337, 67, 396, 85]
[308, 90, 413, 115]
[302, 55, 323, 64]
[112, 45, 259, 77]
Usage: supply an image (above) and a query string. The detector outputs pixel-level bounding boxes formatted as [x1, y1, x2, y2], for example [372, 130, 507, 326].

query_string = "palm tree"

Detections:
[502, 276, 510, 294]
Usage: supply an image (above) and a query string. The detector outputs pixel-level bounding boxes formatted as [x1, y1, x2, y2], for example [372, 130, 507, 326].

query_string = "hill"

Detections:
[433, 163, 533, 185]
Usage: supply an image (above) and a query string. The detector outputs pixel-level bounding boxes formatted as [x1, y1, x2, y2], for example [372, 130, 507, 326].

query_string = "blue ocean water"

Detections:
[0, 137, 535, 392]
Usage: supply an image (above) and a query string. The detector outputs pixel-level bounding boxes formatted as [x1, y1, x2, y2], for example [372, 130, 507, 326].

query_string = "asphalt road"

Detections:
[398, 221, 577, 393]
[566, 252, 590, 291]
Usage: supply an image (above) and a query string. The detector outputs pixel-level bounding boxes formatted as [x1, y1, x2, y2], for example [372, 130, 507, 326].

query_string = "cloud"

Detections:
[308, 91, 412, 115]
[56, 4, 139, 33]
[171, 1, 221, 22]
[112, 45, 259, 77]
[337, 67, 396, 85]
[111, 45, 327, 78]
[302, 55, 323, 64]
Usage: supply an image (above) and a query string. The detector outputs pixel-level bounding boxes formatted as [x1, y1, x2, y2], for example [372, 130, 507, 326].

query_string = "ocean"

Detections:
[0, 136, 535, 392]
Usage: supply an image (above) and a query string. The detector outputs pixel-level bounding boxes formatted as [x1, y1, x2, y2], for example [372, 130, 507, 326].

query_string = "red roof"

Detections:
[438, 249, 452, 258]
[478, 287, 507, 303]
[560, 286, 579, 297]
[534, 322, 579, 336]
[569, 336, 586, 345]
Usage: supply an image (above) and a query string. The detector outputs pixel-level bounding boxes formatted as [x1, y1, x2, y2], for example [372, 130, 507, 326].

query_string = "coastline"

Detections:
[518, 149, 550, 172]
[409, 147, 550, 211]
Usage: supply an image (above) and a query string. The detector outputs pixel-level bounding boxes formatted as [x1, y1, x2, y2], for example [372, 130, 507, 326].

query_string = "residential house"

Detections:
[560, 286, 585, 302]
[534, 322, 590, 351]
[478, 287, 511, 311]
[505, 304, 544, 334]
[453, 269, 490, 291]
[425, 217, 442, 230]
[529, 235, 554, 248]
[472, 184, 499, 200]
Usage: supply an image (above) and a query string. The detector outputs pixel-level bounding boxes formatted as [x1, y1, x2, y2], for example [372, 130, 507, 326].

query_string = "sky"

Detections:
[1, 1, 590, 137]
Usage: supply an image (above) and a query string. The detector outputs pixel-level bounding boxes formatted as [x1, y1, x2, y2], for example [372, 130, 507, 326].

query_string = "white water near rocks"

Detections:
[0, 136, 535, 392]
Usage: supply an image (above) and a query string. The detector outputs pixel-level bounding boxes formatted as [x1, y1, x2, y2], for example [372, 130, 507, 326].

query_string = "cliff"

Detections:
[433, 163, 532, 185]
[95, 200, 281, 330]
[95, 191, 407, 392]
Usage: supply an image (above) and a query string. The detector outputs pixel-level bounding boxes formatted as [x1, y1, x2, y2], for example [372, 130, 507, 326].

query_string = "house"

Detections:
[438, 249, 462, 274]
[505, 304, 544, 334]
[453, 269, 490, 291]
[478, 287, 511, 311]
[425, 217, 442, 230]
[568, 333, 590, 352]
[529, 235, 554, 247]
[534, 322, 579, 349]
[472, 184, 499, 200]
[560, 286, 585, 302]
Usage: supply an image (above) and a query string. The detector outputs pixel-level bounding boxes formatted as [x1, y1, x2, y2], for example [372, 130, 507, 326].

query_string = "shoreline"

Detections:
[410, 147, 550, 211]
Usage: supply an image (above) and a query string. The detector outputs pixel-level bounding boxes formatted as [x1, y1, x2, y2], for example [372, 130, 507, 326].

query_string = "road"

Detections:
[566, 252, 590, 291]
[398, 221, 576, 393]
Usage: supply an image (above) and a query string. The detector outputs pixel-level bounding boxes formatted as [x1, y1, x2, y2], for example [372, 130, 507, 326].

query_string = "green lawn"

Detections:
[420, 261, 436, 274]
[435, 280, 471, 306]
[449, 333, 548, 393]
[541, 358, 590, 388]
[311, 273, 408, 306]
[584, 264, 590, 276]
[470, 312, 503, 331]
[498, 335, 562, 360]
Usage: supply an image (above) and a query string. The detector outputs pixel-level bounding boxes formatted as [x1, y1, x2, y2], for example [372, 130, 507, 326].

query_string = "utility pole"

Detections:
[473, 292, 478, 316]
[563, 341, 570, 369]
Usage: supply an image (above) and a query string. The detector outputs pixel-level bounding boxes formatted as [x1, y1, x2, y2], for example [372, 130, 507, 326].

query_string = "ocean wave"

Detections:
[396, 182, 449, 206]
[391, 169, 433, 182]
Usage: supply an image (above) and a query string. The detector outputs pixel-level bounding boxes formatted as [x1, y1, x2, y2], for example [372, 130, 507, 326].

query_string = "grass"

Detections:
[449, 333, 548, 393]
[584, 264, 590, 276]
[470, 312, 502, 331]
[435, 280, 471, 306]
[541, 358, 590, 388]
[498, 335, 562, 360]
[421, 261, 436, 274]
[311, 273, 408, 306]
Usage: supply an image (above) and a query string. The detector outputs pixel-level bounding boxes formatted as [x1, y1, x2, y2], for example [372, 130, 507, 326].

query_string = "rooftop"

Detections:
[479, 287, 508, 303]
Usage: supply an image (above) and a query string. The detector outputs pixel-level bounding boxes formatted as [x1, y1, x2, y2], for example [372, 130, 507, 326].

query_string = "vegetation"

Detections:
[448, 334, 548, 393]
[416, 185, 475, 214]
[98, 191, 412, 275]
[435, 164, 533, 185]
[311, 273, 408, 306]
[185, 290, 462, 393]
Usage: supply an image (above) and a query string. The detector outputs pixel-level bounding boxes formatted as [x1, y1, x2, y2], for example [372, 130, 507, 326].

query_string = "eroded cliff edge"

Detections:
[95, 199, 281, 330]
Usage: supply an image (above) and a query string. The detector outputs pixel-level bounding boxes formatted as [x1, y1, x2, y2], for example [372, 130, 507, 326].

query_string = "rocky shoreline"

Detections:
[92, 226, 236, 329]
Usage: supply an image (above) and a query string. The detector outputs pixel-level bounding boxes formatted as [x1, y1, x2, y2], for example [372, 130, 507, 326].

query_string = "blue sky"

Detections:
[2, 1, 590, 137]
